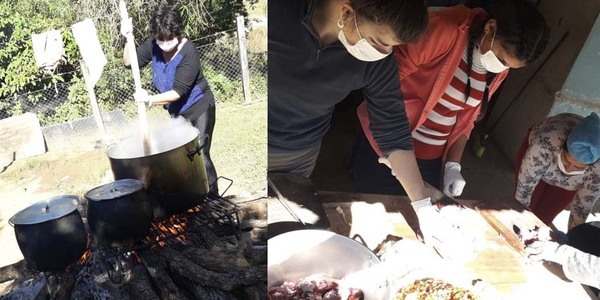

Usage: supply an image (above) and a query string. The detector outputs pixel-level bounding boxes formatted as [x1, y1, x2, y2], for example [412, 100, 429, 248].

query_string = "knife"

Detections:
[424, 181, 463, 207]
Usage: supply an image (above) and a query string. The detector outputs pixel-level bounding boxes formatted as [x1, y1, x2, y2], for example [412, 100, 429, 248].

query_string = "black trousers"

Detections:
[189, 104, 218, 195]
[351, 129, 442, 195]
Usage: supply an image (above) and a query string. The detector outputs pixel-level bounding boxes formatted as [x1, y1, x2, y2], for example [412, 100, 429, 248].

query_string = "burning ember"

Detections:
[75, 249, 91, 267]
[146, 215, 191, 248]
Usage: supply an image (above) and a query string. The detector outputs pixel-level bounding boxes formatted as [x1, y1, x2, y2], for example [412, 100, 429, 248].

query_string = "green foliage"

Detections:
[0, 0, 79, 121]
[0, 7, 41, 96]
[38, 77, 91, 125]
[204, 64, 244, 104]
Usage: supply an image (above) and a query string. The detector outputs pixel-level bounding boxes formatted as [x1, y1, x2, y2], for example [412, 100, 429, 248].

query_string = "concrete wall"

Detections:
[549, 15, 600, 116]
[487, 1, 600, 163]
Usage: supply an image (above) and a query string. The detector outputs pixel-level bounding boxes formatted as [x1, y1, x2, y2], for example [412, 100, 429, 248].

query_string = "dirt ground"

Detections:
[0, 147, 108, 267]
[0, 102, 267, 268]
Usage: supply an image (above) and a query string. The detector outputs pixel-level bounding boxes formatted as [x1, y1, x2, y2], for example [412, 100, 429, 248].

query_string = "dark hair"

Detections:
[488, 0, 550, 64]
[350, 0, 428, 43]
[150, 4, 183, 40]
[466, 0, 550, 122]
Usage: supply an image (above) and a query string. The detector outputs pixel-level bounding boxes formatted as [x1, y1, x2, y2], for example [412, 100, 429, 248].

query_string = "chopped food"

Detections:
[268, 274, 364, 300]
[396, 278, 477, 300]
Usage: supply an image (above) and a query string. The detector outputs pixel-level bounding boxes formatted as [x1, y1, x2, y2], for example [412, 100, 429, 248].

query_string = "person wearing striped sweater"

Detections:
[353, 0, 549, 201]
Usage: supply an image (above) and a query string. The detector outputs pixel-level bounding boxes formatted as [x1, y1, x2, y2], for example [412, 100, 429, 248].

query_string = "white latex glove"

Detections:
[443, 161, 466, 197]
[525, 240, 562, 263]
[418, 204, 477, 261]
[411, 197, 433, 242]
[133, 89, 152, 106]
[120, 17, 133, 37]
[411, 197, 432, 213]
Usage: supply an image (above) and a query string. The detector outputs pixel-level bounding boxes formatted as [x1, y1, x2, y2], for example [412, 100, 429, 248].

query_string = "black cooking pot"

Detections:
[9, 195, 87, 272]
[85, 179, 153, 247]
[105, 126, 209, 216]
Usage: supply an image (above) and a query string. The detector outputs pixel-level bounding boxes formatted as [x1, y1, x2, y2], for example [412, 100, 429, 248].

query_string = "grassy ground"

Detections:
[213, 101, 267, 196]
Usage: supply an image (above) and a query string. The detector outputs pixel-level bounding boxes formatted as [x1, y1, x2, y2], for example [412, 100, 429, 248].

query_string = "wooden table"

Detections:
[318, 190, 597, 300]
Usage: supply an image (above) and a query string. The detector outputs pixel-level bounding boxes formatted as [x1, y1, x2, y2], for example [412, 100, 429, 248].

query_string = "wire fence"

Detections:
[0, 22, 267, 152]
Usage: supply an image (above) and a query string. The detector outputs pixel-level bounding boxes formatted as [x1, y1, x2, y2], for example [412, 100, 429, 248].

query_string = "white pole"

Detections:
[119, 0, 151, 154]
[80, 60, 108, 145]
[236, 15, 252, 104]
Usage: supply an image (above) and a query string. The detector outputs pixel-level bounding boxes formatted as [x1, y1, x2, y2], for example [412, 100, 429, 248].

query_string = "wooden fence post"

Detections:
[80, 60, 108, 145]
[236, 15, 252, 104]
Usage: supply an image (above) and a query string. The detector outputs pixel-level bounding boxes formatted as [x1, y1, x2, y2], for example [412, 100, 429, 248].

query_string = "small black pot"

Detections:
[85, 179, 153, 247]
[9, 195, 87, 272]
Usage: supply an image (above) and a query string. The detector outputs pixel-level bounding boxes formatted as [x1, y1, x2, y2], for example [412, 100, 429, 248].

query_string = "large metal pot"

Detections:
[9, 195, 87, 272]
[85, 179, 153, 247]
[268, 229, 390, 299]
[106, 126, 209, 216]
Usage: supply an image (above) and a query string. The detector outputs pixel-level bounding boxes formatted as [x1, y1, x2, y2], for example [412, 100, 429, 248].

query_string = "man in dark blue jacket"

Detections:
[268, 0, 433, 238]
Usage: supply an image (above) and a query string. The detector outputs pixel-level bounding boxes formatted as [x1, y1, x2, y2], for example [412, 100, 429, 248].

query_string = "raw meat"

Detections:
[268, 274, 364, 300]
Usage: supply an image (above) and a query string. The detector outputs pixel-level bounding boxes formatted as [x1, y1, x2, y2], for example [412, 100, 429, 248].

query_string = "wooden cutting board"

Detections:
[459, 199, 540, 260]
[318, 193, 596, 299]
[474, 200, 548, 259]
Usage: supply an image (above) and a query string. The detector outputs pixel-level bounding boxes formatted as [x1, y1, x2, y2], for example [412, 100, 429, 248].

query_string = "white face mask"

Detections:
[479, 30, 509, 73]
[337, 13, 391, 62]
[557, 151, 586, 176]
[157, 38, 179, 52]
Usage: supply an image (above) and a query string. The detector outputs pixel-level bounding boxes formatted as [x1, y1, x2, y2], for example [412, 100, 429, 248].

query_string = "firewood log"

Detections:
[189, 220, 223, 249]
[0, 276, 48, 300]
[0, 260, 30, 284]
[181, 284, 237, 300]
[53, 272, 75, 300]
[241, 284, 269, 300]
[138, 250, 188, 300]
[244, 246, 267, 266]
[128, 264, 159, 300]
[182, 247, 249, 273]
[158, 247, 266, 291]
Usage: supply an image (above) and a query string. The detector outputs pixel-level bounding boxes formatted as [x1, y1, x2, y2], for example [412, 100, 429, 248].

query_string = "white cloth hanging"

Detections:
[70, 19, 107, 87]
[31, 30, 64, 71]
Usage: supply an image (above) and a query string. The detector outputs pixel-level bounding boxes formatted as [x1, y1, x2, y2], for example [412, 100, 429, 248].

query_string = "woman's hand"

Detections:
[133, 89, 152, 106]
[443, 162, 466, 197]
